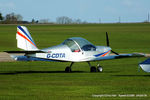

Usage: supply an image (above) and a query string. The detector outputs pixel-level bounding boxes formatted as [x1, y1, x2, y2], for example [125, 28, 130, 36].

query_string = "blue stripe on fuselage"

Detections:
[94, 51, 109, 57]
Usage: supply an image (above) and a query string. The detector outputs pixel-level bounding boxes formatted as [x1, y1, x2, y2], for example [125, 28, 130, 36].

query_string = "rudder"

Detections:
[16, 26, 38, 51]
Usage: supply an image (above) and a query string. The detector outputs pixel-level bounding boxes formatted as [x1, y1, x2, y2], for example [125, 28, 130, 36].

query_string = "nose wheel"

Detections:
[97, 64, 103, 72]
[88, 62, 103, 72]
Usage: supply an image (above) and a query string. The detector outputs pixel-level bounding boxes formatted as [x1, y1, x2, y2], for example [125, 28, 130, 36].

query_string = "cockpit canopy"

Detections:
[63, 37, 96, 52]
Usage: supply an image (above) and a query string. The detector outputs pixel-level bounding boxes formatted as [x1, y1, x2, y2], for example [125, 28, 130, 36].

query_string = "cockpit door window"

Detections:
[63, 39, 81, 52]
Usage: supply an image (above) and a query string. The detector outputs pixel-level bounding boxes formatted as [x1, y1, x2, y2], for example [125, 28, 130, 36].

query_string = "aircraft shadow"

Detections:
[112, 75, 150, 77]
[103, 71, 120, 73]
[0, 70, 121, 75]
[0, 71, 84, 75]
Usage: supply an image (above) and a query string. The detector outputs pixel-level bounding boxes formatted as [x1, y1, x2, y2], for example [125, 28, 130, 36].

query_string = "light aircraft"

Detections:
[5, 26, 145, 72]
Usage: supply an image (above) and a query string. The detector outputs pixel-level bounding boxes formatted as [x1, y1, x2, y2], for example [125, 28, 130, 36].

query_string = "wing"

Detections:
[4, 50, 45, 54]
[91, 53, 145, 61]
[10, 55, 68, 62]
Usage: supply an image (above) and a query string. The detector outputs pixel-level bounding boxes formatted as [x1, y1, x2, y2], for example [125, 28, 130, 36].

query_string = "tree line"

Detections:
[0, 12, 87, 24]
[0, 12, 26, 24]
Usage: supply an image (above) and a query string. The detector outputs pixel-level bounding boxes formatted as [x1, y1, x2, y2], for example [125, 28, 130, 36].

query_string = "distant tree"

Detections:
[5, 13, 16, 23]
[31, 19, 39, 24]
[0, 12, 3, 21]
[56, 17, 86, 24]
[36, 20, 39, 24]
[56, 16, 73, 24]
[4, 13, 23, 23]
[31, 19, 35, 23]
[16, 14, 23, 21]
[5, 13, 16, 21]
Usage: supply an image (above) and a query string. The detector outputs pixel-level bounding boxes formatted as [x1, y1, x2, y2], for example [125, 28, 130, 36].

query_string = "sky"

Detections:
[0, 0, 150, 23]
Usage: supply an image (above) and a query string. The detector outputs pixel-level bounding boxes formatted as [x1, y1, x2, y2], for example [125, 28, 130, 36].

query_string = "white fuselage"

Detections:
[27, 44, 112, 62]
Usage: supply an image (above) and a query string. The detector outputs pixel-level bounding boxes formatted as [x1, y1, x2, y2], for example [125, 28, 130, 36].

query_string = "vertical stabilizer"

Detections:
[16, 26, 38, 51]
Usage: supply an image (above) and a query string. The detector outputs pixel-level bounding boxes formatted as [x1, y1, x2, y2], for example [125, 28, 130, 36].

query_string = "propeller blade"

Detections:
[106, 32, 109, 47]
[111, 50, 119, 55]
[105, 32, 119, 55]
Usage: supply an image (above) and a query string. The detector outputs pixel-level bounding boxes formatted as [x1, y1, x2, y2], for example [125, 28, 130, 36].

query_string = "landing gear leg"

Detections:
[87, 62, 97, 72]
[65, 62, 74, 73]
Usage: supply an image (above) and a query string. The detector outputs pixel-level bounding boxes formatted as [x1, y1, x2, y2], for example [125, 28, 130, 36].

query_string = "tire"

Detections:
[65, 66, 71, 72]
[97, 66, 103, 72]
[90, 66, 97, 72]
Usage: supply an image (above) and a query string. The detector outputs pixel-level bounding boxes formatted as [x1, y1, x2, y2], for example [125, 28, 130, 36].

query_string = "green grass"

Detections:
[0, 23, 150, 99]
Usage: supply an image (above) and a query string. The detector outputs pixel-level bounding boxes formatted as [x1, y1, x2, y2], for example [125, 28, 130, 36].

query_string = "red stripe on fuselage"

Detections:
[17, 31, 37, 48]
[101, 50, 111, 57]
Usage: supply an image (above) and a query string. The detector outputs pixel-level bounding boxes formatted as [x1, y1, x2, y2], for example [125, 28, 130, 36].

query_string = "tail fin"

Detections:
[16, 26, 38, 51]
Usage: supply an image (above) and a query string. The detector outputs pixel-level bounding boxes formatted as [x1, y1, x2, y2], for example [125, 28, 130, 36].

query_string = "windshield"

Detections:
[63, 37, 96, 51]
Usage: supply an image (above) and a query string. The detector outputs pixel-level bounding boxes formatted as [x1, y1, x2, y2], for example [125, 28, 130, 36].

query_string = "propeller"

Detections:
[106, 32, 109, 46]
[106, 32, 119, 55]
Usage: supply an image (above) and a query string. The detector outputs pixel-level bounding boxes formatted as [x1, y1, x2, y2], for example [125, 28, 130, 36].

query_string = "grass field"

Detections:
[0, 23, 150, 99]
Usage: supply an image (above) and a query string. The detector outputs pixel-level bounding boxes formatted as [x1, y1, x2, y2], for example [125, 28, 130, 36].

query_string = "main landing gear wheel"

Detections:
[65, 62, 74, 73]
[90, 66, 97, 72]
[65, 66, 72, 72]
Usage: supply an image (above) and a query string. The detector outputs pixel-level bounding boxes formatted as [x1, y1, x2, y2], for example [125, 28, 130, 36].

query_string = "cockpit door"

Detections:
[63, 39, 81, 53]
